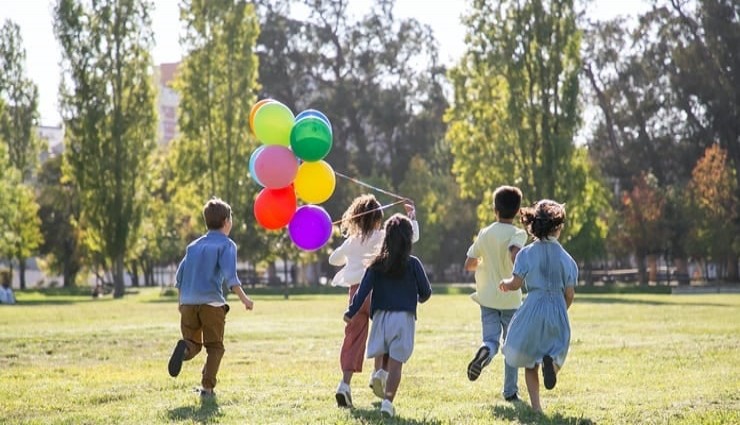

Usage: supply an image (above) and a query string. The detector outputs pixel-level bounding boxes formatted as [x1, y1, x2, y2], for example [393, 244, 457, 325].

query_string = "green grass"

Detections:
[1, 288, 738, 424]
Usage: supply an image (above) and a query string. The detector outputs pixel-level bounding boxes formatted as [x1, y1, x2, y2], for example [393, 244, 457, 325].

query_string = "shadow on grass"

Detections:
[577, 296, 732, 307]
[350, 403, 444, 424]
[491, 403, 593, 425]
[167, 398, 223, 423]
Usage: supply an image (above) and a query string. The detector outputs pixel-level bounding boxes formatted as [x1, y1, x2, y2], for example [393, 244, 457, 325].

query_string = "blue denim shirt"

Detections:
[175, 231, 241, 305]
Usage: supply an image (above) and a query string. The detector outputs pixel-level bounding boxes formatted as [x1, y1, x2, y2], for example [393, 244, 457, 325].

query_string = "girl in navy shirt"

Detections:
[344, 214, 432, 417]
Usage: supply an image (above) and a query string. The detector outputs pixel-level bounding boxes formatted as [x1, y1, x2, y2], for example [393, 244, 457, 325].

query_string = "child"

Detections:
[343, 214, 432, 417]
[168, 197, 254, 398]
[464, 185, 527, 402]
[0, 281, 16, 305]
[499, 200, 577, 413]
[329, 194, 417, 408]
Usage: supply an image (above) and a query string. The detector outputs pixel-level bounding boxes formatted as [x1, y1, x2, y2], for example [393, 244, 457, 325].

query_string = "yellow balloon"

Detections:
[294, 161, 336, 204]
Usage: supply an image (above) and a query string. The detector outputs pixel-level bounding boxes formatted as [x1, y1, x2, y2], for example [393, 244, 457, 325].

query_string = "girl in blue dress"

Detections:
[499, 200, 577, 413]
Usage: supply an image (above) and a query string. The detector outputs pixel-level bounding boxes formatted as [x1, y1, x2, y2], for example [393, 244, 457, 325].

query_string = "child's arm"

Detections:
[509, 245, 521, 264]
[464, 257, 479, 271]
[417, 265, 432, 304]
[344, 271, 373, 322]
[499, 274, 524, 292]
[231, 285, 254, 311]
[564, 286, 575, 309]
[328, 239, 350, 266]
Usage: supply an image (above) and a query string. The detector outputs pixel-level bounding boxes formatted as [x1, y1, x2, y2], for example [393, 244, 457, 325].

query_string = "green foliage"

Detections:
[447, 0, 607, 256]
[54, 0, 158, 297]
[36, 155, 83, 288]
[170, 0, 261, 263]
[0, 289, 738, 424]
[0, 19, 43, 182]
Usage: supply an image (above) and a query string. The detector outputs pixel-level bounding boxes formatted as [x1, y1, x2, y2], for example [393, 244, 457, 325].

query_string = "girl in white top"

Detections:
[329, 194, 418, 408]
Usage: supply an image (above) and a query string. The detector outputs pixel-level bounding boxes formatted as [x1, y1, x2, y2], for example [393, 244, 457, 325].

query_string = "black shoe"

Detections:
[467, 346, 491, 381]
[542, 355, 557, 390]
[504, 393, 520, 402]
[168, 340, 188, 377]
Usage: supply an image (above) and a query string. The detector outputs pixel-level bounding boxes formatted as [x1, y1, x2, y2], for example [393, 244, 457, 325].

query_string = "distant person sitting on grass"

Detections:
[0, 281, 16, 305]
[167, 197, 254, 399]
[499, 200, 577, 413]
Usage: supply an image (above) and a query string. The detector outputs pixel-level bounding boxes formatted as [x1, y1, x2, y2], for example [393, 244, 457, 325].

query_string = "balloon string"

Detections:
[332, 199, 407, 225]
[334, 171, 409, 201]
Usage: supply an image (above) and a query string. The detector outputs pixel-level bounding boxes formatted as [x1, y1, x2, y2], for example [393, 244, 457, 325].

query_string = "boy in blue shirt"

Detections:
[168, 198, 254, 398]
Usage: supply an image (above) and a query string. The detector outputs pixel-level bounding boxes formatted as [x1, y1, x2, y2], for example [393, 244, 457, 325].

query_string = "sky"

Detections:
[0, 0, 651, 126]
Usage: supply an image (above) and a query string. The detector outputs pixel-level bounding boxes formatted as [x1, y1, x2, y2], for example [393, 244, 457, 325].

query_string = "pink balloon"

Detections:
[253, 145, 299, 189]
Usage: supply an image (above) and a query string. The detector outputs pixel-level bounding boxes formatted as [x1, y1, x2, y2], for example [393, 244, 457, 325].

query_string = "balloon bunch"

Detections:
[249, 99, 336, 251]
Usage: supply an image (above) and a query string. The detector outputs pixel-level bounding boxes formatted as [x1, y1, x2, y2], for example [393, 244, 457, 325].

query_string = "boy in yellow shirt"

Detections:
[464, 186, 526, 401]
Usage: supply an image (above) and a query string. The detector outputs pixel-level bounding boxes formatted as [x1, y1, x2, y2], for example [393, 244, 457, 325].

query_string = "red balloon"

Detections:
[254, 186, 296, 230]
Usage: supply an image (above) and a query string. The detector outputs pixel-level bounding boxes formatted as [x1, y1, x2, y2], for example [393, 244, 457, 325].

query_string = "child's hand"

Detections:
[242, 297, 254, 311]
[403, 201, 416, 220]
[343, 314, 351, 324]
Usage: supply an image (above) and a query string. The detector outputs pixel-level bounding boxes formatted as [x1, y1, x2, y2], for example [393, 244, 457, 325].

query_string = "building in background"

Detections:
[156, 62, 179, 145]
[37, 124, 64, 162]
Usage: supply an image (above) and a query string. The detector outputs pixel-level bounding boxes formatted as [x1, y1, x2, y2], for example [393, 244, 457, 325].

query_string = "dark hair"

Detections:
[340, 194, 383, 242]
[493, 186, 523, 219]
[520, 199, 565, 240]
[369, 214, 413, 278]
[203, 197, 232, 230]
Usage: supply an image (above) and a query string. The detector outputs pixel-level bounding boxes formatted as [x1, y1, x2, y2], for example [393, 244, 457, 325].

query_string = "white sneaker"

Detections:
[380, 399, 395, 417]
[370, 369, 388, 399]
[335, 381, 352, 408]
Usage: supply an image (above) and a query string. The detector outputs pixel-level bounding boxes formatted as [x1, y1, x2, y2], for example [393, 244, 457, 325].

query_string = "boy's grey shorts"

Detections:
[366, 310, 416, 363]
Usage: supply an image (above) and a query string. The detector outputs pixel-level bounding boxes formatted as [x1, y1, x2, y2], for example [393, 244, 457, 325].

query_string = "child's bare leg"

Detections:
[525, 366, 542, 412]
[375, 353, 389, 371]
[384, 357, 403, 402]
[342, 370, 353, 385]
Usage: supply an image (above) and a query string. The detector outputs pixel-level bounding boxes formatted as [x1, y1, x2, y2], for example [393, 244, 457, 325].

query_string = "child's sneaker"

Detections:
[335, 381, 352, 408]
[168, 340, 188, 377]
[467, 346, 491, 381]
[380, 399, 395, 417]
[542, 355, 557, 390]
[370, 369, 388, 399]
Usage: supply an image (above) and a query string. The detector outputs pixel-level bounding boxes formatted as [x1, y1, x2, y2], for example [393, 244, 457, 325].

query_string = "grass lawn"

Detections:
[0, 287, 738, 424]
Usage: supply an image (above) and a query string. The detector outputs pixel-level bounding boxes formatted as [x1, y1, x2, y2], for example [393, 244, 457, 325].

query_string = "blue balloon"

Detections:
[248, 146, 266, 187]
[295, 109, 332, 134]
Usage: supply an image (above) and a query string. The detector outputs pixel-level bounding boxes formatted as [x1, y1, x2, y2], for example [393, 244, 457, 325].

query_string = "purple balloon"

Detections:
[288, 205, 333, 251]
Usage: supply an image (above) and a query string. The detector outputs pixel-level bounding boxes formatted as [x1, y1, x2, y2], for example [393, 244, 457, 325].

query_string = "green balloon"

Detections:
[254, 101, 295, 146]
[290, 116, 333, 161]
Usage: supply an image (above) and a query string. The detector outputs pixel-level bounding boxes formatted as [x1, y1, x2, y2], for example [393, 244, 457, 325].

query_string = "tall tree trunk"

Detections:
[727, 254, 738, 282]
[18, 258, 27, 290]
[647, 254, 658, 284]
[113, 254, 125, 298]
[636, 253, 648, 285]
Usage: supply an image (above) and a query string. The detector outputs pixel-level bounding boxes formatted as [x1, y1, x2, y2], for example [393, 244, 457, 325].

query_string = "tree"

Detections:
[169, 0, 261, 267]
[688, 145, 738, 280]
[447, 0, 607, 254]
[54, 0, 158, 297]
[617, 173, 666, 284]
[37, 156, 83, 288]
[0, 20, 43, 182]
[1, 184, 43, 290]
[254, 0, 456, 275]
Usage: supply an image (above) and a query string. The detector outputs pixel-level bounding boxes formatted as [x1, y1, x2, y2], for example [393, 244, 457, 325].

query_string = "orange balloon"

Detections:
[249, 99, 274, 135]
